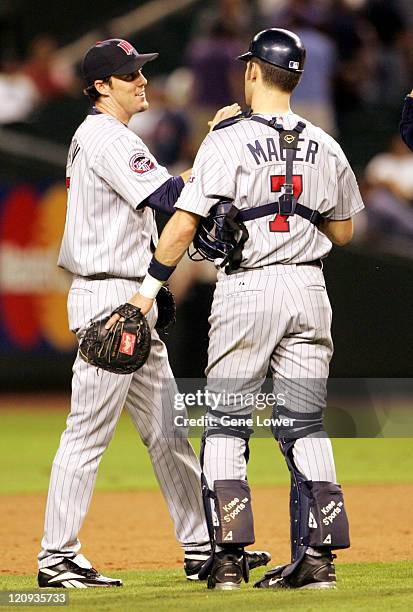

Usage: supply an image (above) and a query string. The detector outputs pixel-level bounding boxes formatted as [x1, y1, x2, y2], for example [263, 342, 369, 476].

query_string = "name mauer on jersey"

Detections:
[247, 136, 319, 165]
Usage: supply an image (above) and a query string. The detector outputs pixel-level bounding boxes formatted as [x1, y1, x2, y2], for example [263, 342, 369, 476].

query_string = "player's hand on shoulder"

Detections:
[208, 103, 241, 132]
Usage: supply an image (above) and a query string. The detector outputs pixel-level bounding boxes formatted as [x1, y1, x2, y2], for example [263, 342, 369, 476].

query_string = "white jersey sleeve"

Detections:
[95, 132, 171, 208]
[325, 147, 365, 220]
[174, 134, 235, 217]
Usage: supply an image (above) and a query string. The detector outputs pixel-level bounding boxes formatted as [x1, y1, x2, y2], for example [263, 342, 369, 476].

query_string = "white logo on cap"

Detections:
[117, 40, 135, 55]
[289, 61, 299, 69]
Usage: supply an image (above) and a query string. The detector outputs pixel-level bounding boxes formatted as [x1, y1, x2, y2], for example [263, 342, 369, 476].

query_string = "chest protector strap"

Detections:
[245, 116, 322, 227]
[212, 114, 322, 228]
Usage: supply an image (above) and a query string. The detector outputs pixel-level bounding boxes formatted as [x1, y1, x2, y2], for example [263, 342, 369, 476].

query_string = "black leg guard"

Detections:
[198, 433, 217, 580]
[213, 479, 255, 547]
[282, 439, 310, 570]
[199, 430, 253, 581]
[279, 438, 350, 578]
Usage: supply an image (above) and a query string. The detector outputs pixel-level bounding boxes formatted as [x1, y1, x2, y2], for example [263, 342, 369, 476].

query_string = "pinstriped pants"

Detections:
[203, 264, 337, 488]
[38, 276, 208, 568]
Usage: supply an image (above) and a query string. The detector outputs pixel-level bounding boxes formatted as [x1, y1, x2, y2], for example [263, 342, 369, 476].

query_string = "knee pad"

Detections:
[271, 407, 324, 440]
[279, 439, 350, 567]
[204, 410, 254, 440]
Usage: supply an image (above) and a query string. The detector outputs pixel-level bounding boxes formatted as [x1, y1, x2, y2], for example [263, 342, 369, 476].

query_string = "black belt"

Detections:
[84, 273, 144, 281]
[226, 259, 323, 275]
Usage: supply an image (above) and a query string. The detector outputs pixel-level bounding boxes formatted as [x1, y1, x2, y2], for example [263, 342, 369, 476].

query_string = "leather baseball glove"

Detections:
[79, 303, 151, 374]
[155, 285, 176, 332]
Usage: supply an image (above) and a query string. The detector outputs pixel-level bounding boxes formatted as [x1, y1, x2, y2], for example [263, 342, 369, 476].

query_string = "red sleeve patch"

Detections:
[129, 153, 156, 174]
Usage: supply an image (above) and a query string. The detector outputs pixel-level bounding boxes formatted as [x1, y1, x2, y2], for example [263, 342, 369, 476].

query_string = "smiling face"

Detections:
[94, 68, 149, 122]
[110, 69, 149, 114]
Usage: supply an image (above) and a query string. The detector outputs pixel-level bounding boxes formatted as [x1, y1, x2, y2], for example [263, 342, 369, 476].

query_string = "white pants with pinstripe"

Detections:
[38, 276, 209, 568]
[203, 264, 337, 491]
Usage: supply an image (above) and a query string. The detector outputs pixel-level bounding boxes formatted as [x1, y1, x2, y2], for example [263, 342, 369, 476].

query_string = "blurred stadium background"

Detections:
[0, 0, 413, 393]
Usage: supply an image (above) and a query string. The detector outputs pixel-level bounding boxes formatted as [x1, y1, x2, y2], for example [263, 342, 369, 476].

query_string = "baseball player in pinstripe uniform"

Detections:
[110, 29, 365, 591]
[37, 39, 269, 589]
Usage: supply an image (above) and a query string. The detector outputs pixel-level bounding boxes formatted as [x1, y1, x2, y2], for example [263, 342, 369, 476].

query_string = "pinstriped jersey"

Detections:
[175, 112, 364, 267]
[58, 113, 171, 277]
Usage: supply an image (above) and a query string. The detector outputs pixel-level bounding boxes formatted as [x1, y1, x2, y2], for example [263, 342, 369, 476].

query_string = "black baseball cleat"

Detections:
[207, 550, 244, 590]
[38, 558, 123, 588]
[184, 549, 271, 581]
[254, 553, 337, 590]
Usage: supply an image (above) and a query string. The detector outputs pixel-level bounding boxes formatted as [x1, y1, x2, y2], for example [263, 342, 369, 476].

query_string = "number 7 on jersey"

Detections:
[269, 175, 303, 232]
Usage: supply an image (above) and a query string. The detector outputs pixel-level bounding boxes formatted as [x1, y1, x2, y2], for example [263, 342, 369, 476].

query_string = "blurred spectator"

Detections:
[20, 35, 77, 100]
[287, 7, 338, 134]
[364, 0, 405, 47]
[0, 72, 40, 124]
[261, 0, 331, 30]
[0, 34, 77, 125]
[191, 0, 254, 38]
[363, 134, 413, 242]
[325, 1, 372, 112]
[260, 1, 337, 133]
[292, 26, 337, 134]
[151, 110, 190, 170]
[365, 135, 413, 200]
[361, 0, 411, 104]
[185, 2, 248, 150]
[186, 21, 244, 106]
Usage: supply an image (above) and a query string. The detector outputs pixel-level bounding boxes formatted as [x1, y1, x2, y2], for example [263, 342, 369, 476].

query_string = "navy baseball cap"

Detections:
[82, 38, 159, 86]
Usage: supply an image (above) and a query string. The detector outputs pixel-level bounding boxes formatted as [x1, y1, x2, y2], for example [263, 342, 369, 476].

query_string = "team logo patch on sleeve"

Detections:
[129, 153, 156, 174]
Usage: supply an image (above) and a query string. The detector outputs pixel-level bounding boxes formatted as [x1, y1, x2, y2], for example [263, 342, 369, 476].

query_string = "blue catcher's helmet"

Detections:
[189, 199, 248, 269]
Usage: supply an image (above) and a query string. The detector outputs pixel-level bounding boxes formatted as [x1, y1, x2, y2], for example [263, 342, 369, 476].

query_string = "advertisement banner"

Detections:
[0, 181, 76, 355]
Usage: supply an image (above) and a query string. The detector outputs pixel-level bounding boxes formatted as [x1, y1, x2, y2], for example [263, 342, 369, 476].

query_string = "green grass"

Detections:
[1, 409, 412, 610]
[0, 410, 412, 494]
[0, 563, 412, 611]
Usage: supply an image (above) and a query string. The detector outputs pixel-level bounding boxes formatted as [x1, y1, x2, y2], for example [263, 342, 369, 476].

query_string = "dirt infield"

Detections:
[1, 484, 412, 575]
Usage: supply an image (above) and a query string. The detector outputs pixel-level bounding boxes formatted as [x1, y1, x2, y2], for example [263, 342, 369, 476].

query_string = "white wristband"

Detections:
[139, 274, 164, 299]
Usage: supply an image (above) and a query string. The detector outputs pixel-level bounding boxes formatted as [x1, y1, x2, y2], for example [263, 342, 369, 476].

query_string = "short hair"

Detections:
[83, 76, 111, 101]
[251, 57, 302, 93]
